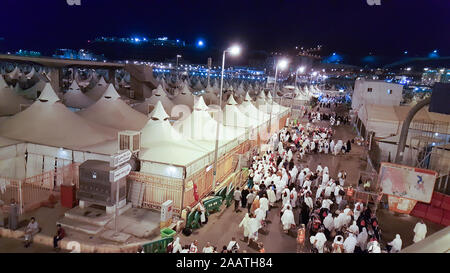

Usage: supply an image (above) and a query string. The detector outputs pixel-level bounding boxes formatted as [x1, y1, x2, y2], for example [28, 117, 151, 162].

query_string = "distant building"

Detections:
[53, 49, 105, 61]
[422, 68, 450, 85]
[351, 79, 403, 112]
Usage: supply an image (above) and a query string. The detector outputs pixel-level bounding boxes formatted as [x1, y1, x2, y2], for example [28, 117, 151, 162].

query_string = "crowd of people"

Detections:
[161, 108, 429, 254]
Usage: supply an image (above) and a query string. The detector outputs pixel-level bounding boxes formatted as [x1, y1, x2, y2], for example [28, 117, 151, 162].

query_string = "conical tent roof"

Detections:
[174, 96, 244, 149]
[226, 93, 238, 105]
[39, 83, 61, 103]
[140, 101, 208, 166]
[7, 67, 21, 80]
[63, 81, 94, 109]
[194, 96, 209, 111]
[148, 100, 169, 121]
[78, 84, 148, 131]
[152, 84, 171, 98]
[238, 92, 270, 125]
[217, 94, 259, 128]
[0, 83, 116, 149]
[0, 80, 31, 116]
[85, 76, 108, 101]
[135, 85, 174, 115]
[172, 84, 195, 110]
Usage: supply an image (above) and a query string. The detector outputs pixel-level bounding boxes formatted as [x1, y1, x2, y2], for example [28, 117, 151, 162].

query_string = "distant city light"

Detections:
[197, 40, 205, 47]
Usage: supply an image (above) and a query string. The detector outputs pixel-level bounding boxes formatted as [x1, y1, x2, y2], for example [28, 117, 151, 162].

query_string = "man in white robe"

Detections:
[172, 237, 183, 253]
[248, 215, 260, 244]
[239, 213, 251, 240]
[267, 188, 276, 206]
[413, 219, 427, 243]
[348, 220, 359, 235]
[343, 233, 357, 253]
[281, 187, 291, 206]
[357, 227, 368, 251]
[311, 230, 327, 253]
[354, 202, 363, 221]
[290, 188, 298, 208]
[321, 198, 333, 210]
[254, 207, 266, 222]
[330, 140, 335, 153]
[281, 205, 295, 232]
[259, 195, 269, 218]
[388, 234, 402, 253]
[298, 171, 305, 187]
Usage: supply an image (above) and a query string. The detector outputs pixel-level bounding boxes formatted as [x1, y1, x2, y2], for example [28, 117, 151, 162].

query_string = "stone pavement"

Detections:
[0, 204, 162, 253]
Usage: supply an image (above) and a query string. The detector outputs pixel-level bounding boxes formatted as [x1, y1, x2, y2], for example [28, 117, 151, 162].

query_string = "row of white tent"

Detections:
[0, 79, 289, 181]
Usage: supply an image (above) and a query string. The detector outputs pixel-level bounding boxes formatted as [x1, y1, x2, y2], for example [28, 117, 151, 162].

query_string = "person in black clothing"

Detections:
[346, 140, 351, 153]
[300, 202, 310, 226]
[241, 186, 249, 208]
[53, 224, 65, 250]
[276, 156, 282, 167]
[288, 159, 294, 171]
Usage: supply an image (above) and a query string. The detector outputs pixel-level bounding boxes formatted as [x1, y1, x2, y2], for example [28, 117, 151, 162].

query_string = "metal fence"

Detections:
[0, 163, 78, 214]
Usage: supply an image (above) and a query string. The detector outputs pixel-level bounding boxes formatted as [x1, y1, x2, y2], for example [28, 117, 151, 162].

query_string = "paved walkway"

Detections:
[176, 106, 445, 252]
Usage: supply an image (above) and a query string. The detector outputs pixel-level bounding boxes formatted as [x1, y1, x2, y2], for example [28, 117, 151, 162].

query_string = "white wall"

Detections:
[352, 79, 403, 110]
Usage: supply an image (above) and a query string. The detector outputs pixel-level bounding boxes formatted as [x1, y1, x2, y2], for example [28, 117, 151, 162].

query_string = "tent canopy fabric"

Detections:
[78, 84, 148, 131]
[140, 101, 209, 166]
[85, 76, 108, 101]
[0, 83, 116, 149]
[63, 81, 94, 109]
[0, 78, 31, 116]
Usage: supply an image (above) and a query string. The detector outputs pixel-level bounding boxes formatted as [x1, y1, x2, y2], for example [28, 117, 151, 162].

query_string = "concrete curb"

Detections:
[0, 227, 152, 253]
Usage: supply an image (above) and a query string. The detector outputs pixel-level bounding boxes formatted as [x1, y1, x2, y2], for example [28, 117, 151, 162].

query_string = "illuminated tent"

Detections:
[173, 96, 245, 157]
[0, 83, 116, 149]
[238, 92, 270, 126]
[139, 101, 210, 177]
[215, 93, 259, 129]
[172, 83, 196, 110]
[78, 84, 148, 131]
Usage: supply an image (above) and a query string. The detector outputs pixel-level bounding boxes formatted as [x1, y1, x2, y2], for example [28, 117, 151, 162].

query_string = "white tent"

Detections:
[85, 76, 108, 101]
[63, 81, 94, 109]
[173, 97, 245, 155]
[139, 101, 210, 178]
[0, 76, 31, 116]
[238, 92, 270, 125]
[7, 67, 21, 80]
[199, 85, 219, 105]
[171, 83, 196, 111]
[134, 84, 175, 115]
[78, 84, 148, 131]
[214, 94, 259, 129]
[0, 83, 116, 149]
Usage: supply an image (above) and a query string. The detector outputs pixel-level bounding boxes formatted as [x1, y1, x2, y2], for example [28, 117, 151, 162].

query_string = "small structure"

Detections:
[77, 160, 128, 214]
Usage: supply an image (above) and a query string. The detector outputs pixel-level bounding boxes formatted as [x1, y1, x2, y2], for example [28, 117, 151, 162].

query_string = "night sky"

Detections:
[1, 0, 449, 58]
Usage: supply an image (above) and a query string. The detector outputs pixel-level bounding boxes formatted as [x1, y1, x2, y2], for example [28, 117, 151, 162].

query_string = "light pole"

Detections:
[295, 66, 305, 87]
[212, 45, 241, 188]
[176, 55, 182, 81]
[268, 58, 288, 133]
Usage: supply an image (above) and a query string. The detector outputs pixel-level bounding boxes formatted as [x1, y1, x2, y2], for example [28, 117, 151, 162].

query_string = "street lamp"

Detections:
[295, 66, 305, 86]
[268, 58, 289, 133]
[176, 55, 182, 81]
[212, 44, 241, 188]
